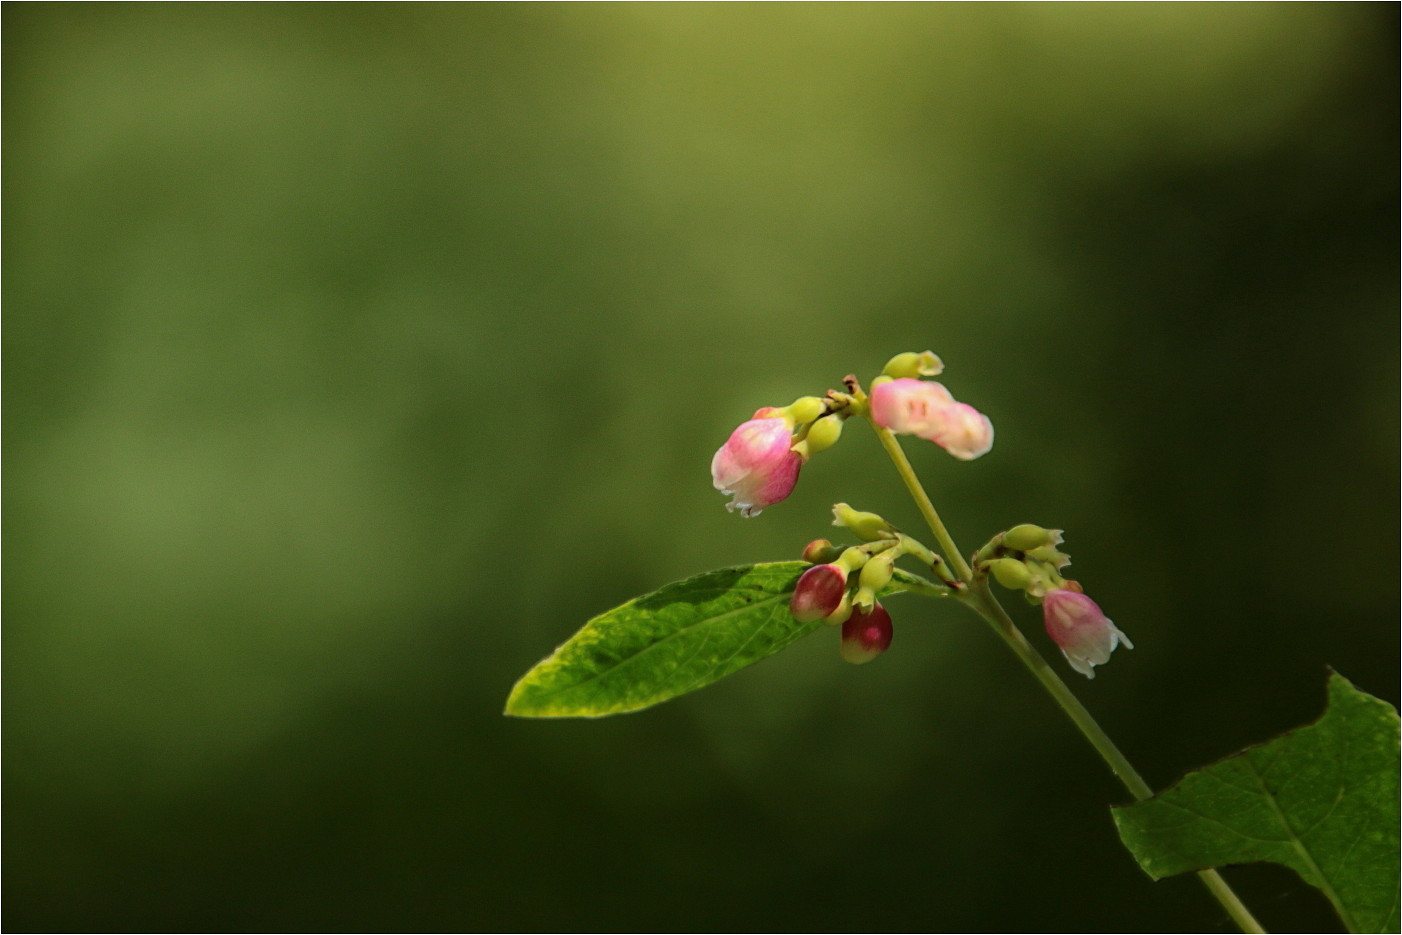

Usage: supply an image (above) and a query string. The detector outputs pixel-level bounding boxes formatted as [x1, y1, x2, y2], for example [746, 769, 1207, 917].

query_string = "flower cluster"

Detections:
[711, 351, 992, 517]
[979, 524, 1132, 679]
[712, 351, 1131, 680]
[787, 506, 921, 665]
[790, 553, 897, 665]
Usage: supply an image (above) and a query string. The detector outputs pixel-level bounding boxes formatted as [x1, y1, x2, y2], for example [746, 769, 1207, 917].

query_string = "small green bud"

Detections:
[802, 414, 844, 454]
[801, 538, 841, 564]
[882, 350, 944, 379]
[858, 549, 897, 594]
[1026, 544, 1071, 570]
[787, 396, 827, 426]
[1003, 524, 1063, 552]
[832, 503, 895, 542]
[989, 558, 1034, 590]
[852, 549, 897, 612]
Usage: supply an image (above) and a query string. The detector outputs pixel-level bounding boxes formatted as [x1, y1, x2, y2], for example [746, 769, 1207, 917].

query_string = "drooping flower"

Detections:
[1042, 588, 1133, 679]
[711, 416, 803, 517]
[869, 378, 993, 460]
[840, 602, 894, 664]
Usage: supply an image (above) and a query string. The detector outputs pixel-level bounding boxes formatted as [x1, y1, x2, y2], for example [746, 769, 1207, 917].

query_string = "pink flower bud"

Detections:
[869, 378, 994, 461]
[711, 417, 803, 517]
[1042, 588, 1133, 679]
[933, 402, 995, 461]
[790, 563, 848, 623]
[840, 602, 893, 664]
[869, 378, 953, 433]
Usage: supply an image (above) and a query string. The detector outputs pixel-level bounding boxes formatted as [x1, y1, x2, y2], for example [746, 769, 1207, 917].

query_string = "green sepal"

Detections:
[1003, 523, 1060, 551]
[989, 557, 1034, 590]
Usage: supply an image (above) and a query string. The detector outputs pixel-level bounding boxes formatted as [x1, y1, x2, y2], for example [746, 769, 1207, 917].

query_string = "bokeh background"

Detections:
[5, 4, 1397, 932]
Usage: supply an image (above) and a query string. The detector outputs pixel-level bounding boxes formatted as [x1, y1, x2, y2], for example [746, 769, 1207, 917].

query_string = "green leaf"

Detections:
[506, 561, 819, 718]
[1113, 672, 1401, 934]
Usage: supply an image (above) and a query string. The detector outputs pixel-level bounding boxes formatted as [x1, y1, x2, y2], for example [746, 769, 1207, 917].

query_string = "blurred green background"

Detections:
[5, 4, 1397, 932]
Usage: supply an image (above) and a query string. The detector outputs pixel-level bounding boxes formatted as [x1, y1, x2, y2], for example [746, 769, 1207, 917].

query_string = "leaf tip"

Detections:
[503, 667, 545, 718]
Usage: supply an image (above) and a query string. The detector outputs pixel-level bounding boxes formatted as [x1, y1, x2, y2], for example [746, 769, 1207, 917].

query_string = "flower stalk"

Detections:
[869, 424, 973, 583]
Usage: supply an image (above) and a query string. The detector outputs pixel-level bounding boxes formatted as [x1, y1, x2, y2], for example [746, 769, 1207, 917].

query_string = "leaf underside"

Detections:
[505, 561, 818, 718]
[1113, 672, 1401, 934]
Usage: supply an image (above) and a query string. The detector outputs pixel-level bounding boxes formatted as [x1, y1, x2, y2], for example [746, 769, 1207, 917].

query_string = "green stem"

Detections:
[872, 423, 1266, 934]
[889, 568, 955, 599]
[870, 425, 972, 581]
[966, 583, 1154, 797]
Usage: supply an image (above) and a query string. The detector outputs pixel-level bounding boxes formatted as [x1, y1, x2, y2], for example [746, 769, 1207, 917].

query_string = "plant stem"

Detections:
[965, 583, 1153, 797]
[871, 425, 972, 582]
[872, 424, 1266, 934]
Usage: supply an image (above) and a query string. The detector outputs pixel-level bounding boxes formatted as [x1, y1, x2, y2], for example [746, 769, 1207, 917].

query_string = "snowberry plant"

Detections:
[508, 351, 1399, 934]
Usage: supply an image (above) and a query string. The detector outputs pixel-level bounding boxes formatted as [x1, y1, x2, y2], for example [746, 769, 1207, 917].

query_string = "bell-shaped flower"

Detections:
[711, 416, 803, 517]
[869, 378, 994, 460]
[1042, 588, 1133, 679]
[840, 602, 894, 664]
